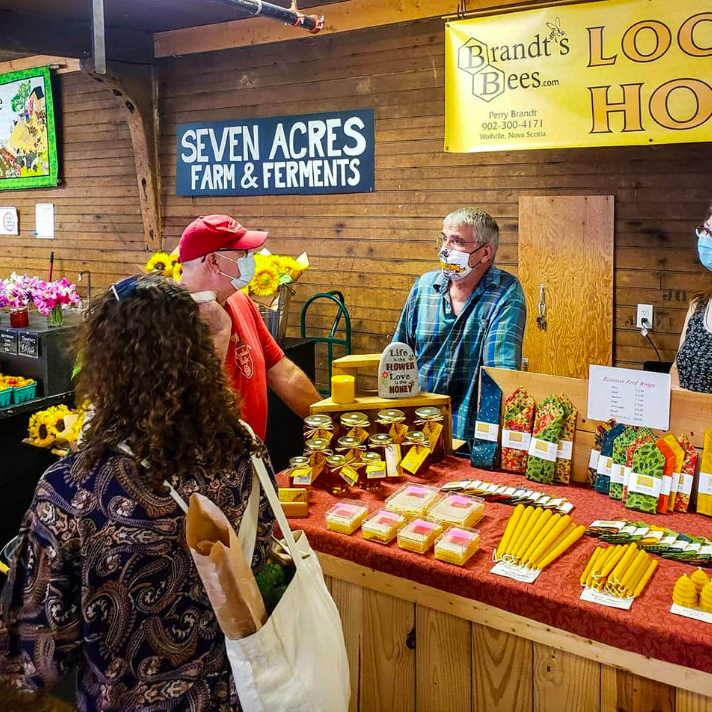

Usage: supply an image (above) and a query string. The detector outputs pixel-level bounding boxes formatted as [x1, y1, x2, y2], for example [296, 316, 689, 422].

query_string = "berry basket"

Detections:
[13, 382, 37, 404]
[0, 386, 11, 409]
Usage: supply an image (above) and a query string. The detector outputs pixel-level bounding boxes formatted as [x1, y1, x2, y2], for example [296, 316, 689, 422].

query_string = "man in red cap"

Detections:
[178, 214, 320, 440]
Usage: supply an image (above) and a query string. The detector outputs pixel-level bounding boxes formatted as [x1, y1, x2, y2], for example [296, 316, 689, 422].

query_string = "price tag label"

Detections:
[18, 331, 39, 358]
[0, 329, 18, 355]
[490, 560, 542, 583]
[581, 587, 634, 611]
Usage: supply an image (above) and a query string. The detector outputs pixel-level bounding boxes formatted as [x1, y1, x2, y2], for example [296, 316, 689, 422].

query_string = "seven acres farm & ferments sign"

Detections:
[176, 109, 374, 196]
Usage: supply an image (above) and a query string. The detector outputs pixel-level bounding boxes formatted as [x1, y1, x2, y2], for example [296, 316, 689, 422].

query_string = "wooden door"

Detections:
[519, 196, 614, 378]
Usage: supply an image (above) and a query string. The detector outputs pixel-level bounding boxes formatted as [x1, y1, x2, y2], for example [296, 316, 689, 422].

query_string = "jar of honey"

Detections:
[401, 431, 432, 477]
[324, 454, 353, 494]
[369, 433, 404, 481]
[303, 414, 334, 444]
[360, 451, 387, 492]
[339, 412, 371, 444]
[289, 455, 312, 486]
[304, 436, 332, 488]
[414, 406, 445, 462]
[376, 408, 408, 444]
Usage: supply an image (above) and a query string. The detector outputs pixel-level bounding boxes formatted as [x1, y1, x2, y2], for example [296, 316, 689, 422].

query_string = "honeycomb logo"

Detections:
[458, 37, 505, 103]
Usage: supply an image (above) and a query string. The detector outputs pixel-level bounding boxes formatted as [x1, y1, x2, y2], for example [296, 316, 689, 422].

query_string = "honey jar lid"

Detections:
[405, 431, 429, 445]
[305, 437, 330, 451]
[377, 408, 406, 422]
[289, 456, 309, 467]
[415, 406, 442, 419]
[326, 455, 347, 467]
[337, 436, 362, 448]
[340, 411, 370, 427]
[369, 433, 394, 445]
[362, 451, 382, 463]
[304, 414, 333, 428]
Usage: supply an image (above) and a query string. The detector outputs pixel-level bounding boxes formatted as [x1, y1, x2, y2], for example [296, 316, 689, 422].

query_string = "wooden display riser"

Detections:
[321, 554, 712, 712]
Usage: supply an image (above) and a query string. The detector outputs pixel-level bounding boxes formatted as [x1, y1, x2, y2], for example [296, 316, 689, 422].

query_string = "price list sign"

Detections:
[587, 365, 670, 430]
[0, 328, 18, 355]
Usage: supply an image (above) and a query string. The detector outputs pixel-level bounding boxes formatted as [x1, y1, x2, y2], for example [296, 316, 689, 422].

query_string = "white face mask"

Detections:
[217, 252, 256, 291]
[439, 245, 485, 282]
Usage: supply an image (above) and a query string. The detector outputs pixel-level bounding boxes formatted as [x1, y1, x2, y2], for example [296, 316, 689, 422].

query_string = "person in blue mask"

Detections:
[671, 203, 712, 393]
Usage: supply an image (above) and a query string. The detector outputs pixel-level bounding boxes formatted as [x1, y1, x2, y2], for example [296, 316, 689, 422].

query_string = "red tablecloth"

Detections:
[277, 456, 712, 674]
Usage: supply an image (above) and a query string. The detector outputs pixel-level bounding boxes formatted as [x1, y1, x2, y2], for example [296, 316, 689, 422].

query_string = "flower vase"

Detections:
[10, 307, 29, 328]
[47, 305, 63, 328]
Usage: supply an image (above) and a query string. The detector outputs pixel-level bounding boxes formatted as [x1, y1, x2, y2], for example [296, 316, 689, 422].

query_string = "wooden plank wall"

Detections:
[0, 72, 147, 298]
[157, 18, 712, 389]
[325, 575, 712, 712]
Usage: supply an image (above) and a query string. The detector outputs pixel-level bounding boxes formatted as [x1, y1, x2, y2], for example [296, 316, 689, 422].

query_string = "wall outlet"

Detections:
[637, 304, 654, 330]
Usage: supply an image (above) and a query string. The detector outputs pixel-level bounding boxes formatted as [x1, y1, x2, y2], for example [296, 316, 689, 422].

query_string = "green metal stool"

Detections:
[300, 291, 352, 396]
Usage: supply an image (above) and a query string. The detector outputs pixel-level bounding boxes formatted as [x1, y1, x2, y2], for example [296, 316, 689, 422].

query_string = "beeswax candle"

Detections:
[331, 375, 355, 404]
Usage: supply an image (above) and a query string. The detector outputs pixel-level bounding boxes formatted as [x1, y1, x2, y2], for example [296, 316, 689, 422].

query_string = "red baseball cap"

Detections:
[178, 214, 268, 263]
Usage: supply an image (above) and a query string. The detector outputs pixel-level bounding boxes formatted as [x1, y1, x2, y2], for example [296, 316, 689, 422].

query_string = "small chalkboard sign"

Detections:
[378, 342, 420, 399]
[0, 328, 18, 355]
[18, 331, 39, 358]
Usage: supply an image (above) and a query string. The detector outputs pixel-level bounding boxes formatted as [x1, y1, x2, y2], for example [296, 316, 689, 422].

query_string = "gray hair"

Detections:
[444, 207, 499, 255]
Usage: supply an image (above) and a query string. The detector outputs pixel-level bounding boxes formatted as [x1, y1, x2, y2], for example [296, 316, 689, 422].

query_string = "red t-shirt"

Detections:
[224, 292, 284, 440]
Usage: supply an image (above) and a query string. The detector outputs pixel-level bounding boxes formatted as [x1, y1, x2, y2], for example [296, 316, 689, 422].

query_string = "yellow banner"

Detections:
[445, 0, 712, 152]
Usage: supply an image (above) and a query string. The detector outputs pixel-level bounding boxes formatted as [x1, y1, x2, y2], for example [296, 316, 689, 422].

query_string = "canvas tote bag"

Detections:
[170, 420, 351, 712]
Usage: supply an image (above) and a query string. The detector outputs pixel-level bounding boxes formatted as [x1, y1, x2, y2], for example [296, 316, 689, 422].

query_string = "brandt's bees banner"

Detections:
[445, 0, 712, 152]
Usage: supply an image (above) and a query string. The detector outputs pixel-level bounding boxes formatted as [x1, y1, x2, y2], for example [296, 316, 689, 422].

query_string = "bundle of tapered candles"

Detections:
[494, 504, 586, 570]
[579, 543, 658, 598]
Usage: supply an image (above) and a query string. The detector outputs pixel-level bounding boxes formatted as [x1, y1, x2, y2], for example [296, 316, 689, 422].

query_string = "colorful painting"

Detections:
[0, 66, 58, 190]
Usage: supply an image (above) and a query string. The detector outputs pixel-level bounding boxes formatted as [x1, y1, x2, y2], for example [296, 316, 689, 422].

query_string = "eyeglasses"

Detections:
[696, 225, 712, 240]
[215, 250, 249, 267]
[436, 235, 482, 251]
[111, 275, 139, 301]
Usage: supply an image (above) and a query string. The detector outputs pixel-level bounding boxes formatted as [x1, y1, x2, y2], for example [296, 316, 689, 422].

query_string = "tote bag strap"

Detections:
[239, 420, 307, 574]
[237, 469, 260, 564]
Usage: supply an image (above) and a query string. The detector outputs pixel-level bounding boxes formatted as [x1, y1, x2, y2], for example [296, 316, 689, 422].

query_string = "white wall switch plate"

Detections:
[637, 304, 654, 330]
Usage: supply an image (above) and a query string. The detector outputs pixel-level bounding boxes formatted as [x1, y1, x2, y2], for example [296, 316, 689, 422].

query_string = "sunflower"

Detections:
[28, 405, 72, 447]
[145, 252, 173, 276]
[172, 261, 182, 282]
[276, 256, 303, 281]
[249, 263, 280, 297]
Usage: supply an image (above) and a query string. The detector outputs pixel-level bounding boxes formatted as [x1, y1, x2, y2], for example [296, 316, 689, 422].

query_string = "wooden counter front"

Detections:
[321, 554, 712, 712]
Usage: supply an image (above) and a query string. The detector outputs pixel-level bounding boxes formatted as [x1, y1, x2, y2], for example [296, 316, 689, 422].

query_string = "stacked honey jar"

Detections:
[288, 406, 446, 494]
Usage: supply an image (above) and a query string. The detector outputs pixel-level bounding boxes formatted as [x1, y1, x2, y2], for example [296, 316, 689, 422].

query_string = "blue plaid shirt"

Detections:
[392, 266, 526, 440]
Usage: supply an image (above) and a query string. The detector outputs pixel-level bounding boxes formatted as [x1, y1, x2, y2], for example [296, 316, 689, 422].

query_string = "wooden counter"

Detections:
[321, 553, 712, 712]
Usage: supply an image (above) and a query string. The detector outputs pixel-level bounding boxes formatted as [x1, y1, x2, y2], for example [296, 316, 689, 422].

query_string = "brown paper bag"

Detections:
[186, 493, 267, 639]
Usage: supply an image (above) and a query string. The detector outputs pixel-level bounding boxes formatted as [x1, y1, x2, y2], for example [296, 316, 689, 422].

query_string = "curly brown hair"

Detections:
[75, 273, 261, 491]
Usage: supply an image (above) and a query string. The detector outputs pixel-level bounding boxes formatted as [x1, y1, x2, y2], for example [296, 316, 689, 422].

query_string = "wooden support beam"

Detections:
[81, 59, 162, 251]
[0, 10, 153, 63]
[153, 0, 606, 58]
[0, 56, 81, 75]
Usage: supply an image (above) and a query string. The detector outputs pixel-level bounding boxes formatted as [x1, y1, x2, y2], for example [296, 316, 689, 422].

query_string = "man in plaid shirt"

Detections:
[392, 207, 526, 441]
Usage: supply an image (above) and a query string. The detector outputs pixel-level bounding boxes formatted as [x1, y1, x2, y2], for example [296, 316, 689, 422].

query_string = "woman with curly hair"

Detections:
[0, 274, 275, 711]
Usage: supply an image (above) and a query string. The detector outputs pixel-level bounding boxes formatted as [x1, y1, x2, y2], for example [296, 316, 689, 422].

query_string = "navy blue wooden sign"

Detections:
[176, 109, 375, 197]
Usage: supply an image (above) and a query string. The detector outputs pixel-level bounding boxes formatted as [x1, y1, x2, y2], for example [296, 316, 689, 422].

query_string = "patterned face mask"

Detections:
[439, 244, 485, 281]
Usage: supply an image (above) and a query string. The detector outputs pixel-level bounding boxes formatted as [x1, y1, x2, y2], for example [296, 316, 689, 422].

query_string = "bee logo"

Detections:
[546, 17, 566, 42]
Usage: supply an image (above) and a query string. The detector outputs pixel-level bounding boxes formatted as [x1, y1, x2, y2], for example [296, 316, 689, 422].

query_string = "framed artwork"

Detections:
[0, 66, 59, 190]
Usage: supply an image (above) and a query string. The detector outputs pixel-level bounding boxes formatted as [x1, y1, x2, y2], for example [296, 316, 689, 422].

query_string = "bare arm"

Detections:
[267, 357, 321, 418]
[670, 303, 694, 390]
[198, 300, 232, 363]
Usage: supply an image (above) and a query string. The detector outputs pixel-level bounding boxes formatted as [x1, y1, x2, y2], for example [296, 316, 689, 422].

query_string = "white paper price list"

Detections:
[587, 365, 671, 431]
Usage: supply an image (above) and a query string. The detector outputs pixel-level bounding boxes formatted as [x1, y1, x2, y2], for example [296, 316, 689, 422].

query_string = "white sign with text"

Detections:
[587, 365, 670, 430]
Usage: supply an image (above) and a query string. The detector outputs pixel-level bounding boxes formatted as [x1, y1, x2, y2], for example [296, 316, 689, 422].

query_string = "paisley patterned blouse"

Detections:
[0, 449, 275, 711]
